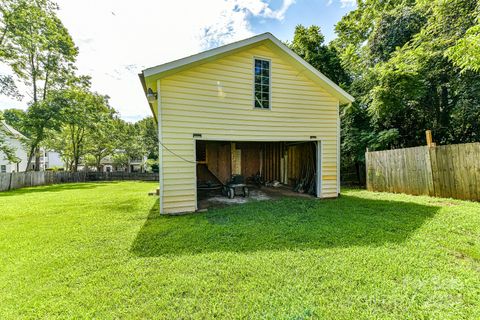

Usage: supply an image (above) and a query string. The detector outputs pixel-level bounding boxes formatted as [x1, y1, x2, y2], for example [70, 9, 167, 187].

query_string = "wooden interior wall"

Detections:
[286, 142, 316, 186]
[202, 141, 263, 183]
[217, 142, 314, 186]
[198, 141, 315, 187]
[287, 145, 300, 185]
[196, 164, 221, 184]
[237, 143, 261, 179]
[263, 143, 283, 183]
[204, 141, 231, 184]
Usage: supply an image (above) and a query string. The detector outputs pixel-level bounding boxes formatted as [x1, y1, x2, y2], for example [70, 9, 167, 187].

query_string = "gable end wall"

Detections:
[158, 45, 340, 213]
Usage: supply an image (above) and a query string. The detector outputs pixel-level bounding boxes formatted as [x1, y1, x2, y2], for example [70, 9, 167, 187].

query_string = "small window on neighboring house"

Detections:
[1, 165, 6, 173]
[254, 58, 270, 109]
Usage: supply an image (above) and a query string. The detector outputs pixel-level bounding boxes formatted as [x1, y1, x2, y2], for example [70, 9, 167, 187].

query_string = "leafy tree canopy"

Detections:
[288, 25, 351, 87]
[293, 0, 480, 183]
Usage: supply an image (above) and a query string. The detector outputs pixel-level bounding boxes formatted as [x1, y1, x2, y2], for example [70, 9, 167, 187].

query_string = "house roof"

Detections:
[140, 32, 354, 108]
[1, 121, 26, 139]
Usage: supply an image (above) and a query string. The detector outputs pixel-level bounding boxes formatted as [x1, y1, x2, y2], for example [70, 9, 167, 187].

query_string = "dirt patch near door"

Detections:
[197, 186, 314, 210]
[209, 189, 272, 204]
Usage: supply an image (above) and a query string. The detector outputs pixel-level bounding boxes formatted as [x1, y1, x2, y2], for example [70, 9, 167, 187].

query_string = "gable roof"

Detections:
[140, 32, 354, 105]
[1, 121, 26, 140]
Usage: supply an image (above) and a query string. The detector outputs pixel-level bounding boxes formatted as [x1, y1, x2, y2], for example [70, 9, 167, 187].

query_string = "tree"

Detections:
[45, 129, 73, 171]
[2, 108, 26, 133]
[0, 74, 20, 98]
[288, 25, 351, 87]
[330, 0, 480, 183]
[0, 0, 20, 99]
[136, 116, 158, 160]
[0, 112, 20, 163]
[84, 114, 119, 171]
[23, 95, 66, 170]
[367, 0, 480, 145]
[52, 87, 112, 172]
[1, 108, 26, 167]
[368, 6, 426, 64]
[81, 154, 98, 171]
[1, 0, 77, 103]
[0, 0, 78, 170]
[113, 120, 147, 173]
[111, 153, 129, 171]
[446, 24, 480, 72]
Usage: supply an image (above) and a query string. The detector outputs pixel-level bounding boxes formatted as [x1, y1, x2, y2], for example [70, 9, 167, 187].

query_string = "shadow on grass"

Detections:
[0, 181, 121, 196]
[131, 194, 440, 257]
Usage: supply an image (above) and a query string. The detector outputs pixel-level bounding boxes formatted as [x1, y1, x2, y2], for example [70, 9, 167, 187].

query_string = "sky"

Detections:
[0, 0, 356, 122]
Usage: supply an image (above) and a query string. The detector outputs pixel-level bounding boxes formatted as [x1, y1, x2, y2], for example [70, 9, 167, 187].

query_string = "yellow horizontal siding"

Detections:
[157, 44, 340, 213]
[162, 111, 337, 124]
[321, 193, 338, 199]
[161, 203, 196, 213]
[163, 194, 196, 203]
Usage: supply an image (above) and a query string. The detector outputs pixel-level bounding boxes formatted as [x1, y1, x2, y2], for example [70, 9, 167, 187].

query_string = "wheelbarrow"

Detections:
[221, 175, 250, 199]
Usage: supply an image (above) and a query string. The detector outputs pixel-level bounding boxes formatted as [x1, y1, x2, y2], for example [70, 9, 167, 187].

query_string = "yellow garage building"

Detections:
[140, 33, 354, 214]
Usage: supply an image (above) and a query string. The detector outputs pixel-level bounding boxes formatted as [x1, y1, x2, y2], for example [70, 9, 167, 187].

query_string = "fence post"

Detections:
[365, 148, 370, 191]
[8, 172, 13, 191]
[426, 130, 433, 147]
[425, 146, 435, 196]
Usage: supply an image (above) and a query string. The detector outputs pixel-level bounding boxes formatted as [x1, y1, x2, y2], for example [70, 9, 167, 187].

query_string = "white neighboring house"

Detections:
[0, 121, 29, 173]
[99, 153, 147, 173]
[77, 153, 147, 172]
[39, 150, 65, 170]
[127, 156, 148, 173]
[0, 121, 65, 172]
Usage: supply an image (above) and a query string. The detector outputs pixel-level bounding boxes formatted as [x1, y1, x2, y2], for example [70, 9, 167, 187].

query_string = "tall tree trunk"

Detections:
[42, 54, 51, 100]
[70, 125, 77, 172]
[73, 157, 79, 172]
[34, 146, 40, 171]
[96, 156, 102, 172]
[43, 71, 49, 100]
[30, 53, 38, 104]
[26, 144, 36, 171]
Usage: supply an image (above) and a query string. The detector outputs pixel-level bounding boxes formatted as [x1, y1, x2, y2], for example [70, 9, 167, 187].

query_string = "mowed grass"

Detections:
[1, 182, 479, 319]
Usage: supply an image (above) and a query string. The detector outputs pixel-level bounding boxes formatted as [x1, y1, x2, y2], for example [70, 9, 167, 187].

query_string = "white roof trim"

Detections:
[1, 120, 26, 139]
[142, 32, 354, 104]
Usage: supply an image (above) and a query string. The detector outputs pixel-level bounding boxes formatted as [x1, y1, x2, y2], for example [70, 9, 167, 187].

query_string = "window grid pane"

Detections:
[254, 59, 270, 109]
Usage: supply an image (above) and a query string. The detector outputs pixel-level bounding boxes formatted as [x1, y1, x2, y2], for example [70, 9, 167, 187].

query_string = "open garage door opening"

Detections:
[195, 140, 321, 210]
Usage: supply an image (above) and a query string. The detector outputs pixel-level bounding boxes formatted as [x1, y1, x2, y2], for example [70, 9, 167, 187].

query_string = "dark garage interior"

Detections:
[196, 140, 319, 208]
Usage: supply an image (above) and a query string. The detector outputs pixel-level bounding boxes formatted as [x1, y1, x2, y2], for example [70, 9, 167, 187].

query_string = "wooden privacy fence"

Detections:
[0, 171, 158, 192]
[366, 142, 480, 201]
[86, 172, 159, 181]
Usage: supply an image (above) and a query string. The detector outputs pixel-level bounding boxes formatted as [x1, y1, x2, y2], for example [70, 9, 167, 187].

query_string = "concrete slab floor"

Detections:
[197, 185, 314, 210]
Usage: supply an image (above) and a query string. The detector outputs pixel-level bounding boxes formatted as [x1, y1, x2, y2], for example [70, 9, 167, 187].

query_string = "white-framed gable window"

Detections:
[253, 58, 271, 109]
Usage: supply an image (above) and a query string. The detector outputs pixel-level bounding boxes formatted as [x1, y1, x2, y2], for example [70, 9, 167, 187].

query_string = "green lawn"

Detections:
[1, 182, 479, 319]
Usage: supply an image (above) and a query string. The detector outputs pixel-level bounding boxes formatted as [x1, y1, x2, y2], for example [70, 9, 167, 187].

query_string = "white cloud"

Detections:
[198, 0, 295, 49]
[249, 0, 295, 20]
[325, 0, 356, 8]
[0, 0, 295, 122]
[340, 0, 356, 8]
